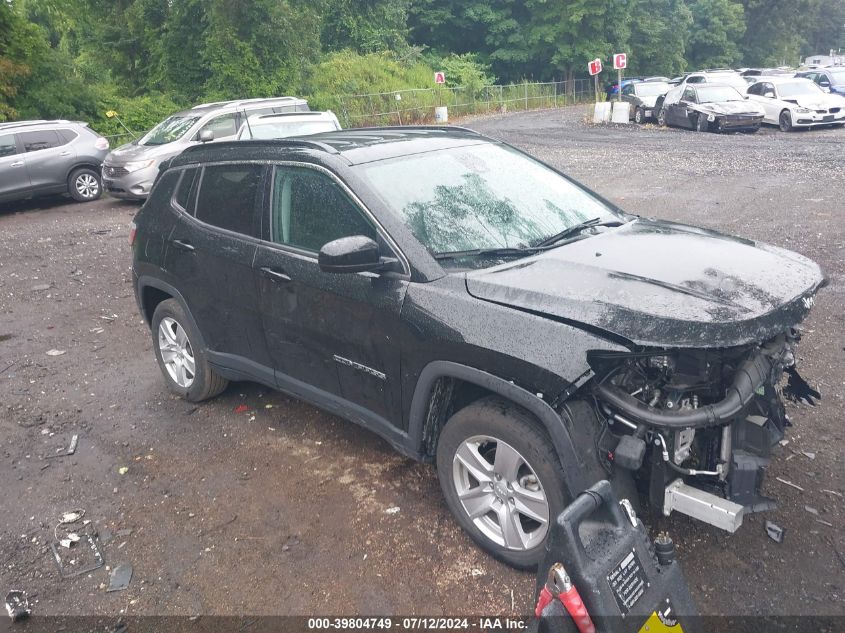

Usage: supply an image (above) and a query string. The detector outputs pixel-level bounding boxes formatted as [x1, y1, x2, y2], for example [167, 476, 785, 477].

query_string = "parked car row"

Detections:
[0, 97, 344, 206]
[620, 68, 845, 133]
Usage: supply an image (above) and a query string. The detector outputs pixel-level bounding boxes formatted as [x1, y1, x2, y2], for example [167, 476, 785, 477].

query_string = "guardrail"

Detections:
[335, 80, 595, 128]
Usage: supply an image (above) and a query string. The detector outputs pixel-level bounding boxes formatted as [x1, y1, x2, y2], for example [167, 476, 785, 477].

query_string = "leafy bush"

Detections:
[90, 89, 186, 143]
[433, 53, 496, 94]
[304, 50, 434, 112]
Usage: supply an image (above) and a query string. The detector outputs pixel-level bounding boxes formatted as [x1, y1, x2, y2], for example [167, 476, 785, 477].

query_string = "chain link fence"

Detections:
[336, 80, 595, 128]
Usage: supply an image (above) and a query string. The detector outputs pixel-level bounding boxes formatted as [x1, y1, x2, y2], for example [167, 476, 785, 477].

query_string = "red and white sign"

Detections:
[613, 53, 627, 70]
[588, 58, 603, 76]
[434, 71, 446, 84]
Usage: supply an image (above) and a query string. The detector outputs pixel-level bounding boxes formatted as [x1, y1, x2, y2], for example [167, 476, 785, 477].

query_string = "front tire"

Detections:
[68, 168, 102, 202]
[779, 110, 793, 132]
[436, 397, 570, 569]
[656, 108, 666, 127]
[695, 114, 709, 132]
[634, 107, 645, 124]
[151, 299, 228, 402]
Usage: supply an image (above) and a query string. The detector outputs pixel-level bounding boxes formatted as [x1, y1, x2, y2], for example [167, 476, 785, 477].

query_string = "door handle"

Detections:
[60, 151, 71, 157]
[260, 267, 292, 282]
[170, 239, 195, 252]
[10, 161, 23, 167]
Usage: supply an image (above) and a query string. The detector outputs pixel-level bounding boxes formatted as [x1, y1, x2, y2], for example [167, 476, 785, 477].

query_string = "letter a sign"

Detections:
[434, 71, 446, 84]
[614, 53, 627, 70]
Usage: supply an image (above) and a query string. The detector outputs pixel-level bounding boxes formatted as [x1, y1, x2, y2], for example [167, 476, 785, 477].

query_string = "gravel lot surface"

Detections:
[0, 105, 842, 620]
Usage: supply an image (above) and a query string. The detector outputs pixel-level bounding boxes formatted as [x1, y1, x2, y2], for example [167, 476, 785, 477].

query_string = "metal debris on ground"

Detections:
[821, 489, 843, 498]
[4, 590, 30, 621]
[816, 519, 833, 528]
[31, 284, 51, 291]
[46, 433, 79, 459]
[49, 534, 104, 579]
[800, 451, 816, 460]
[775, 477, 805, 492]
[45, 349, 66, 356]
[765, 521, 785, 544]
[804, 505, 820, 516]
[59, 510, 84, 524]
[106, 563, 133, 592]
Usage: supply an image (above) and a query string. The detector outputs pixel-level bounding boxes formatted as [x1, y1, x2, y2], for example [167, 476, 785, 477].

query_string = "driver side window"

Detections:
[270, 166, 377, 252]
[197, 113, 237, 140]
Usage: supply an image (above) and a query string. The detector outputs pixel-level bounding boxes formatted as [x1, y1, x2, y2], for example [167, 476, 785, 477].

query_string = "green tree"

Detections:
[628, 0, 692, 75]
[685, 0, 746, 69]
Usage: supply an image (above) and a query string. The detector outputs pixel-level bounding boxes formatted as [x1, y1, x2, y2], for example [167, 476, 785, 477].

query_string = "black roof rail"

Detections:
[180, 137, 342, 156]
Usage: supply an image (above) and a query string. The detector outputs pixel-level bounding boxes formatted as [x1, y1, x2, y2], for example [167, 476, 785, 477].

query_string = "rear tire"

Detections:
[779, 110, 793, 132]
[436, 397, 570, 569]
[151, 299, 228, 402]
[656, 107, 666, 127]
[68, 167, 102, 202]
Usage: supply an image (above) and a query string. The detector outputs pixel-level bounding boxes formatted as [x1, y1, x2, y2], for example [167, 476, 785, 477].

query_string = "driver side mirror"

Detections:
[319, 235, 392, 274]
[198, 129, 214, 143]
[764, 91, 775, 98]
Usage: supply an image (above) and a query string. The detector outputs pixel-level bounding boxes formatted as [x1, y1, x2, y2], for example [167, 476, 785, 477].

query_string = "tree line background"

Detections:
[1, 0, 844, 135]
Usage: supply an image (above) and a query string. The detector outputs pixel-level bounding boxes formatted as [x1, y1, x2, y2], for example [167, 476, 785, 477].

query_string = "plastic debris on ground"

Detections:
[45, 349, 66, 356]
[106, 563, 133, 592]
[4, 590, 31, 621]
[765, 520, 785, 544]
[233, 404, 249, 414]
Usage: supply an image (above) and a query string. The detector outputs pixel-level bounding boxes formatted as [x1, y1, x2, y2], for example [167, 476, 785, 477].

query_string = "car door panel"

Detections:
[255, 164, 408, 425]
[0, 134, 30, 201]
[18, 130, 76, 192]
[163, 164, 268, 366]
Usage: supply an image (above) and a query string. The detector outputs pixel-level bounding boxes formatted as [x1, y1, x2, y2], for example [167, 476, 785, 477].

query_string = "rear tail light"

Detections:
[95, 137, 110, 151]
[128, 221, 137, 246]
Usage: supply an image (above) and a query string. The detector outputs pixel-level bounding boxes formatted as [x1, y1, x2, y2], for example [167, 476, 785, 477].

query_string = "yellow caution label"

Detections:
[637, 610, 685, 633]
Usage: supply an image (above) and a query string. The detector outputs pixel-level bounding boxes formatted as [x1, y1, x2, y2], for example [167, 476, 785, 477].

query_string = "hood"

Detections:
[700, 100, 765, 116]
[464, 219, 825, 348]
[105, 140, 185, 164]
[640, 96, 660, 107]
[783, 94, 845, 109]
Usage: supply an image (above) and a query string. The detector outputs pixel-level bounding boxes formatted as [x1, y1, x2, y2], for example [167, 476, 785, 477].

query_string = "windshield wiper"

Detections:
[433, 246, 543, 261]
[535, 217, 626, 248]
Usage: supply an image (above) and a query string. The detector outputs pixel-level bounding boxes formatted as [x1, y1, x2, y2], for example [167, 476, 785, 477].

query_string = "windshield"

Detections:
[358, 143, 617, 258]
[637, 82, 670, 97]
[137, 115, 199, 146]
[242, 120, 338, 139]
[777, 81, 823, 97]
[697, 86, 745, 102]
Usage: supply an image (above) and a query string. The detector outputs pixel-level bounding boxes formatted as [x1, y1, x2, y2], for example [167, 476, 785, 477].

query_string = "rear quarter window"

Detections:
[144, 170, 181, 212]
[56, 129, 78, 144]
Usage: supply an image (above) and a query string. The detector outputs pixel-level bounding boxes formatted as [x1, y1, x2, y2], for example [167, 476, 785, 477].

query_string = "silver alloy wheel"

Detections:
[452, 435, 550, 551]
[75, 173, 100, 199]
[158, 317, 195, 388]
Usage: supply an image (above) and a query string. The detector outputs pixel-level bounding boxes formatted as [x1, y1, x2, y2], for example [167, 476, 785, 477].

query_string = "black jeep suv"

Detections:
[131, 127, 824, 568]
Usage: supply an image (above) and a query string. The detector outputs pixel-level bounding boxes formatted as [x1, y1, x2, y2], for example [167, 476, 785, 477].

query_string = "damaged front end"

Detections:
[588, 329, 815, 533]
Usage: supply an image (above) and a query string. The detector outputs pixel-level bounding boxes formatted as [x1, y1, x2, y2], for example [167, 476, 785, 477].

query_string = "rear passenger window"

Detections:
[20, 130, 61, 152]
[174, 168, 198, 211]
[195, 164, 263, 237]
[0, 134, 17, 157]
